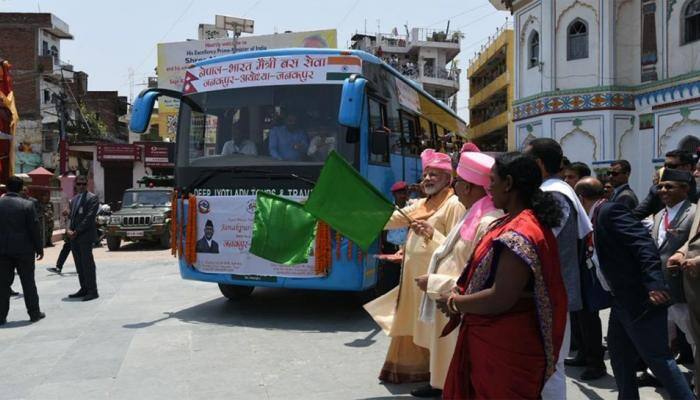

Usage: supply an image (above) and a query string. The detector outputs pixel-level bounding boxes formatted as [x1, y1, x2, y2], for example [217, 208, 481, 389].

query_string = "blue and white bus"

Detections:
[129, 48, 466, 300]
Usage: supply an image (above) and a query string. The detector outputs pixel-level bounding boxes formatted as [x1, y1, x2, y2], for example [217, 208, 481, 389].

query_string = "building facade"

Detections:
[0, 13, 73, 173]
[467, 25, 514, 151]
[350, 27, 462, 110]
[490, 0, 700, 195]
[0, 13, 129, 176]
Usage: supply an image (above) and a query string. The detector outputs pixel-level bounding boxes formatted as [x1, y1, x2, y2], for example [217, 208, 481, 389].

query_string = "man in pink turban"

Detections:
[402, 151, 503, 397]
[365, 149, 466, 385]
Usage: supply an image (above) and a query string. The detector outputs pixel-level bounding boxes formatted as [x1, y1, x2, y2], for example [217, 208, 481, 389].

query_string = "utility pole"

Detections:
[54, 92, 68, 175]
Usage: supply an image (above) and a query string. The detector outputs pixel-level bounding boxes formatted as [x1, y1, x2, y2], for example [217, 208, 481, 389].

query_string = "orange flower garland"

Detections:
[170, 190, 178, 257]
[335, 231, 342, 260]
[185, 194, 197, 266]
[347, 240, 353, 261]
[314, 221, 331, 275]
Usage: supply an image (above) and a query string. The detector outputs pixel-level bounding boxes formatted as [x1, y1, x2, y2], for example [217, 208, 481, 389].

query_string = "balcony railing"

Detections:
[412, 28, 461, 44]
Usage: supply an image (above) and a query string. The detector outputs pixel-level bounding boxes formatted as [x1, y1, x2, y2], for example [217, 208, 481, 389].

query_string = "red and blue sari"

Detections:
[442, 209, 568, 399]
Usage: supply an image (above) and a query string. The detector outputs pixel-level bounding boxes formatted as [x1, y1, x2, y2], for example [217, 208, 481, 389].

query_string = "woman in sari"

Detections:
[439, 152, 568, 399]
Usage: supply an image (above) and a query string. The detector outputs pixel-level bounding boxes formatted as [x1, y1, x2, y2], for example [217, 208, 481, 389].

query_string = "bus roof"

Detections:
[193, 48, 466, 126]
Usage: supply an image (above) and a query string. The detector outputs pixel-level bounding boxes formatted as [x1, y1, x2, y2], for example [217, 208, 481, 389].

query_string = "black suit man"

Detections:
[0, 176, 45, 324]
[67, 175, 99, 301]
[576, 177, 694, 400]
[196, 219, 219, 254]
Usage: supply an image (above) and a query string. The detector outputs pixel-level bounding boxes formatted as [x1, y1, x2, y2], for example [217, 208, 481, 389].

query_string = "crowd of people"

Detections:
[1, 174, 101, 325]
[368, 140, 700, 399]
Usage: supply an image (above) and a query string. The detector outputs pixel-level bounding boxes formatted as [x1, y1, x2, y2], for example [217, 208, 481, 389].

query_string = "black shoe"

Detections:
[46, 267, 62, 274]
[580, 367, 607, 380]
[564, 356, 587, 367]
[29, 312, 45, 322]
[637, 371, 662, 387]
[410, 384, 442, 398]
[68, 290, 87, 298]
[82, 293, 99, 301]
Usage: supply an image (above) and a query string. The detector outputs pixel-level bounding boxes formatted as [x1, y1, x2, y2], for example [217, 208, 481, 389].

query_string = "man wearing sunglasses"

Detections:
[66, 175, 99, 301]
[608, 160, 639, 210]
[633, 150, 698, 220]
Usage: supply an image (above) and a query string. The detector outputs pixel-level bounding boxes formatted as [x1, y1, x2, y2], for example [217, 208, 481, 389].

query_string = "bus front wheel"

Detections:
[218, 284, 254, 300]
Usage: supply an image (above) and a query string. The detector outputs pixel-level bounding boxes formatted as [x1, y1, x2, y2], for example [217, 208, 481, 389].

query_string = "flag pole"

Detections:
[394, 204, 414, 223]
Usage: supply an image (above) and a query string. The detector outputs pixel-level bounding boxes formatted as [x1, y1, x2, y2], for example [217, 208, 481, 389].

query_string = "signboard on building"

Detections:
[156, 29, 337, 138]
[143, 143, 174, 167]
[97, 144, 141, 162]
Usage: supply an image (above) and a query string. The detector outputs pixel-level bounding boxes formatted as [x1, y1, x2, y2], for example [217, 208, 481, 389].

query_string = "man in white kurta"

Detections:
[410, 151, 503, 397]
[364, 149, 465, 383]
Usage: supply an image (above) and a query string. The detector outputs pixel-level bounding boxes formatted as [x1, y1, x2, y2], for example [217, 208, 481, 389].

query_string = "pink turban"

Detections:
[456, 152, 494, 188]
[460, 142, 481, 153]
[420, 149, 452, 173]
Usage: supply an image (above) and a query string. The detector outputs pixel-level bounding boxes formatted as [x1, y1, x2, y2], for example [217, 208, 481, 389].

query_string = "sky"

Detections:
[1, 0, 509, 120]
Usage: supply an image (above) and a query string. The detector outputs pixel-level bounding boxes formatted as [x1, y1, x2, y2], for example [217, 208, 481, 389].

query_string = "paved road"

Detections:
[0, 244, 688, 399]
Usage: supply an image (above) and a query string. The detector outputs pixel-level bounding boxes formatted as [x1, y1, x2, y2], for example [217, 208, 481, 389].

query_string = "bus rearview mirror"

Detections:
[129, 91, 160, 133]
[129, 88, 184, 133]
[338, 75, 367, 129]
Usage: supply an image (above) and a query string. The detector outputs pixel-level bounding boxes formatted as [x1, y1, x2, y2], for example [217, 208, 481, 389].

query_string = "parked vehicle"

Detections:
[105, 188, 173, 251]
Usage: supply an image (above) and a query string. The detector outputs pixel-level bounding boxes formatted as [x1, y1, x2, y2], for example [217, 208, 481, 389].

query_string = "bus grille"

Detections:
[123, 216, 151, 226]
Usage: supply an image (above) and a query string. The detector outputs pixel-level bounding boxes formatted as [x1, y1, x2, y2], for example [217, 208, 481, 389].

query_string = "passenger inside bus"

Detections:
[219, 109, 258, 156]
[220, 124, 258, 156]
[306, 123, 337, 162]
[268, 113, 310, 161]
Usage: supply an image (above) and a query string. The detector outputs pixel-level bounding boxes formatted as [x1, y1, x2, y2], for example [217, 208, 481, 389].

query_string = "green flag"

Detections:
[304, 151, 394, 252]
[250, 191, 317, 265]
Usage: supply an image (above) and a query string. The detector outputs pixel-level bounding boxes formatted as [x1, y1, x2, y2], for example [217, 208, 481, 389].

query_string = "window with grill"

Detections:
[567, 19, 589, 60]
[528, 31, 540, 68]
[685, 0, 700, 44]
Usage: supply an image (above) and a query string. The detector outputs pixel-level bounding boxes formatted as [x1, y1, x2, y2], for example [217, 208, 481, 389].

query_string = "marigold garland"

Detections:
[185, 194, 197, 266]
[358, 250, 364, 265]
[177, 194, 185, 259]
[347, 240, 353, 261]
[314, 221, 331, 275]
[170, 190, 178, 257]
[335, 231, 342, 260]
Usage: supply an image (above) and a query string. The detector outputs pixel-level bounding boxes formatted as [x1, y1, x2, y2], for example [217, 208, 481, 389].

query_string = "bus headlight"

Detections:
[109, 216, 121, 225]
[152, 215, 165, 224]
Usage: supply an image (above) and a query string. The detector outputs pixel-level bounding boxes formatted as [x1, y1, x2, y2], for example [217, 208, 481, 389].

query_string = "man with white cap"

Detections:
[407, 151, 503, 397]
[365, 149, 466, 384]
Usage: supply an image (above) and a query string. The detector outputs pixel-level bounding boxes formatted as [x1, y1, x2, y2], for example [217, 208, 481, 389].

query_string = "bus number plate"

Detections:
[126, 231, 144, 237]
[231, 274, 277, 283]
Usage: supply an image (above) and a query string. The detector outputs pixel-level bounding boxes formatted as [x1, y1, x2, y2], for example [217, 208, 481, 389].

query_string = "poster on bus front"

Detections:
[192, 195, 320, 278]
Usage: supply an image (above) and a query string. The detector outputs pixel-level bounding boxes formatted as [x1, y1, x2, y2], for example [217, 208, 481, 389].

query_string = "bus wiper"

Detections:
[182, 168, 315, 194]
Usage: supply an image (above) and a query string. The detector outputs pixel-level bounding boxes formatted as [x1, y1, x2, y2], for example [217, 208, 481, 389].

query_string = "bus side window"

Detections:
[398, 110, 420, 156]
[368, 97, 390, 165]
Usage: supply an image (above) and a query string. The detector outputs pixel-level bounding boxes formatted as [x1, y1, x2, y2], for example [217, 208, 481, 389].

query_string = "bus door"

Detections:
[397, 110, 422, 187]
[366, 96, 394, 194]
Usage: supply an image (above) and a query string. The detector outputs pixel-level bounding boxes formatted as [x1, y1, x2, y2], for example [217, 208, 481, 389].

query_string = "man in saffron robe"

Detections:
[409, 151, 503, 397]
[364, 149, 465, 383]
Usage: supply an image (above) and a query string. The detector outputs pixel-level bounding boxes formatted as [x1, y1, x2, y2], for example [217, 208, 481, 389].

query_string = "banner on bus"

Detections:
[157, 29, 337, 140]
[182, 54, 362, 95]
[193, 195, 321, 278]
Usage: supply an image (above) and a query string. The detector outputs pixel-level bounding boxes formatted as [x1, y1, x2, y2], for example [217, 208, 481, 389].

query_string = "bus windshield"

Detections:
[177, 85, 354, 167]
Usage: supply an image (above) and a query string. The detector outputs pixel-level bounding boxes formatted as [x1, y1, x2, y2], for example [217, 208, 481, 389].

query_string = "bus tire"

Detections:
[218, 284, 254, 300]
[159, 227, 171, 249]
[106, 236, 121, 251]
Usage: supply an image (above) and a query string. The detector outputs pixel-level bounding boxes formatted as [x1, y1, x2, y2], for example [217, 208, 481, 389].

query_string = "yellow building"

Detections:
[467, 25, 514, 151]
